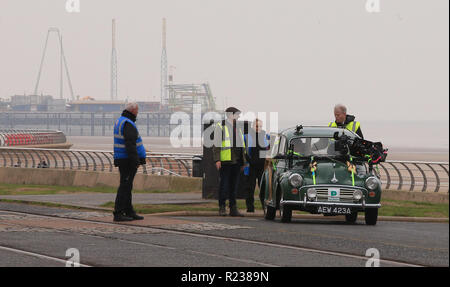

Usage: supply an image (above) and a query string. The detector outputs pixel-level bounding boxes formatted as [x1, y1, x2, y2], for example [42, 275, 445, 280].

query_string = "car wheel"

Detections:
[281, 206, 292, 223]
[365, 209, 378, 225]
[345, 212, 358, 223]
[264, 202, 276, 220]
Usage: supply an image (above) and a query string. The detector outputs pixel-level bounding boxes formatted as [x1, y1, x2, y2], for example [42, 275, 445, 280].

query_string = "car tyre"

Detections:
[345, 212, 358, 223]
[264, 203, 276, 220]
[365, 208, 378, 225]
[281, 206, 292, 223]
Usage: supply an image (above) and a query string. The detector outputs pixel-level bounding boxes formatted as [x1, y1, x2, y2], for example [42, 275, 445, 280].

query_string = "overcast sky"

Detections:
[0, 0, 448, 141]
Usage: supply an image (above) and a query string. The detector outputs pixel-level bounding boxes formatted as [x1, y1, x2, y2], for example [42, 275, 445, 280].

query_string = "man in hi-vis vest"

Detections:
[213, 107, 247, 217]
[113, 103, 147, 222]
[329, 104, 364, 138]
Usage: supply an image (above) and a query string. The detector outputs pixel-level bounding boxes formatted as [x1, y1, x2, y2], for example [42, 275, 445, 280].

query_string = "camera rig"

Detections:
[333, 131, 388, 168]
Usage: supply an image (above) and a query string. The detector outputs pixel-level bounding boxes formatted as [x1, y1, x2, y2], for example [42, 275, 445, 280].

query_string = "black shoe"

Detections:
[113, 213, 134, 222]
[127, 212, 144, 220]
[230, 206, 244, 217]
[219, 205, 227, 216]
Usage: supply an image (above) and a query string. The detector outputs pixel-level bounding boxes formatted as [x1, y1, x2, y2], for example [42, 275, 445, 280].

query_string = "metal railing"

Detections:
[0, 146, 448, 192]
[0, 129, 67, 147]
[0, 147, 194, 177]
[377, 161, 448, 193]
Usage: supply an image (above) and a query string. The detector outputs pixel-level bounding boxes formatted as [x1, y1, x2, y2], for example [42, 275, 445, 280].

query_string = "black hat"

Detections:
[225, 107, 241, 114]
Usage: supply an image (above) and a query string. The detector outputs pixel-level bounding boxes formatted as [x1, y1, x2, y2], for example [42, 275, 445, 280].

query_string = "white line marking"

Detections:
[0, 245, 91, 267]
[187, 250, 279, 267]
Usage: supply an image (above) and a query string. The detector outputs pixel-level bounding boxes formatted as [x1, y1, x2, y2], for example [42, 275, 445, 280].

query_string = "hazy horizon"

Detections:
[1, 0, 448, 148]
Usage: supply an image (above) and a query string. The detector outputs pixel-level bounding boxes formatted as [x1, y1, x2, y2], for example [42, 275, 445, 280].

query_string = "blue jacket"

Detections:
[113, 111, 146, 164]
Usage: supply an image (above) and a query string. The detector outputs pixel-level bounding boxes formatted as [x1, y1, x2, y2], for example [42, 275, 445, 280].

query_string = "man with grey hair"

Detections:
[329, 104, 363, 138]
[113, 102, 147, 221]
[125, 102, 138, 111]
[244, 118, 270, 212]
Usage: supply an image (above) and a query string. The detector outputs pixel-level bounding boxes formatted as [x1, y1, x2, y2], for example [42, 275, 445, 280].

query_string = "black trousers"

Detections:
[219, 164, 241, 208]
[114, 165, 138, 215]
[245, 165, 265, 211]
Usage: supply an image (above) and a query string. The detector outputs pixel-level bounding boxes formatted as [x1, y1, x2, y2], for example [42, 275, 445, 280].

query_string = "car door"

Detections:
[263, 134, 281, 204]
[272, 135, 287, 205]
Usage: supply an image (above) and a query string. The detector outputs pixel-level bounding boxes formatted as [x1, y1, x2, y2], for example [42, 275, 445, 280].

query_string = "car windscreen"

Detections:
[289, 137, 340, 157]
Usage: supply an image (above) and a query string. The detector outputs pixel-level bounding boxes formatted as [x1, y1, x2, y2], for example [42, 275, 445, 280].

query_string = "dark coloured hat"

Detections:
[225, 107, 241, 114]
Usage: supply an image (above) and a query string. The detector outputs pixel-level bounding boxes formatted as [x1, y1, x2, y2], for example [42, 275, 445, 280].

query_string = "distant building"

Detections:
[67, 100, 126, 112]
[6, 95, 169, 113]
[0, 99, 9, 111]
[67, 100, 163, 113]
[10, 94, 66, 112]
[137, 101, 162, 112]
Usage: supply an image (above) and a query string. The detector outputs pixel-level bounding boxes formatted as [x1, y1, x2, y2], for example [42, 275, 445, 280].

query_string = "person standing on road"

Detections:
[113, 103, 147, 222]
[244, 119, 270, 213]
[213, 107, 246, 217]
[329, 104, 364, 138]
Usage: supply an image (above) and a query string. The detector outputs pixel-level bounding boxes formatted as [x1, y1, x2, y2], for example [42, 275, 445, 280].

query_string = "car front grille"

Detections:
[315, 188, 360, 203]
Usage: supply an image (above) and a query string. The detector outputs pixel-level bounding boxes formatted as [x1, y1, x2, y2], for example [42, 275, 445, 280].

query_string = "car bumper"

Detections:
[280, 198, 381, 209]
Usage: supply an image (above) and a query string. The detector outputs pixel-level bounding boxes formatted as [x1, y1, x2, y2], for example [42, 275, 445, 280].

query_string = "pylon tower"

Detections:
[34, 28, 75, 100]
[161, 18, 168, 106]
[111, 19, 118, 101]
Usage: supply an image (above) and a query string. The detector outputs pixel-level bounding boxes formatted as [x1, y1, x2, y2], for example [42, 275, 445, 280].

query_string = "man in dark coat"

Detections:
[113, 103, 147, 222]
[213, 107, 246, 217]
[244, 119, 270, 212]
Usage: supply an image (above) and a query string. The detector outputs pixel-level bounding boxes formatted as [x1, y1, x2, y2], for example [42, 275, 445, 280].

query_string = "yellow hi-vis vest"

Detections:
[217, 122, 246, 162]
[328, 121, 360, 134]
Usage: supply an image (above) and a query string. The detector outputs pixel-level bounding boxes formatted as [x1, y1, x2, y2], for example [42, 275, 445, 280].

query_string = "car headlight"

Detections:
[353, 190, 363, 201]
[289, 173, 303, 187]
[365, 177, 380, 190]
[307, 188, 317, 199]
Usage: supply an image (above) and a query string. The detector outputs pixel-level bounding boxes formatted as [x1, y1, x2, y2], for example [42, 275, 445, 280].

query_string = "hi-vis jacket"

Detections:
[328, 115, 363, 138]
[328, 121, 360, 133]
[114, 116, 146, 160]
[213, 121, 247, 165]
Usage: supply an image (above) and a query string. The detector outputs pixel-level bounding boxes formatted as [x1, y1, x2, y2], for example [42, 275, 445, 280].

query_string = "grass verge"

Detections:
[0, 183, 193, 196]
[0, 183, 447, 218]
[101, 198, 448, 218]
[379, 198, 448, 218]
[0, 198, 106, 212]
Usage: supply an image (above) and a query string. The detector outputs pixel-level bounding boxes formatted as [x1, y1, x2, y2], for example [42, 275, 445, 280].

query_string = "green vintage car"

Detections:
[261, 126, 383, 225]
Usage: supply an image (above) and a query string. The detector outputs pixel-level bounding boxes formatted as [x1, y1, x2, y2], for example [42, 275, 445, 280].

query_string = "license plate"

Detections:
[317, 206, 352, 215]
